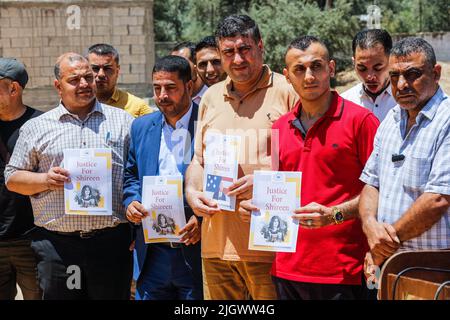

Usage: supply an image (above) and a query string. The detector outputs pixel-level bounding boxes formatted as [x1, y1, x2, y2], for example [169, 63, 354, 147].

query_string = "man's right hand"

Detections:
[238, 199, 258, 223]
[126, 201, 149, 224]
[185, 189, 221, 217]
[363, 218, 401, 259]
[46, 167, 70, 190]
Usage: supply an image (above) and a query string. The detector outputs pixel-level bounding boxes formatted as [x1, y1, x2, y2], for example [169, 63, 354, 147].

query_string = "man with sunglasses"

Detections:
[360, 38, 450, 276]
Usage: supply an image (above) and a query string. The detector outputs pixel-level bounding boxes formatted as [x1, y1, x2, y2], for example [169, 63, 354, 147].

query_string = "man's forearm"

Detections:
[335, 196, 360, 221]
[359, 184, 380, 229]
[393, 192, 450, 242]
[185, 158, 204, 193]
[6, 171, 49, 195]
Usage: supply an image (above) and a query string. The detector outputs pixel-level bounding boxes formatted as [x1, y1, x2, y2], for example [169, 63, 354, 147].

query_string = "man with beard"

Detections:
[195, 36, 227, 87]
[124, 55, 202, 300]
[87, 43, 152, 118]
[360, 38, 450, 277]
[5, 53, 134, 300]
[342, 29, 396, 121]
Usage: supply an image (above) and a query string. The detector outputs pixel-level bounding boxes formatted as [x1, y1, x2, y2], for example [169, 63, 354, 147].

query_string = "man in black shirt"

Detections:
[0, 58, 42, 299]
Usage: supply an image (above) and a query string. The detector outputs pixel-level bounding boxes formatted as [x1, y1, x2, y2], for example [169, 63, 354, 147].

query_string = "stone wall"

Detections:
[0, 0, 154, 111]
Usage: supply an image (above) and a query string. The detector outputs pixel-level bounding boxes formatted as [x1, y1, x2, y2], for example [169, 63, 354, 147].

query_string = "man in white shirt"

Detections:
[341, 29, 396, 122]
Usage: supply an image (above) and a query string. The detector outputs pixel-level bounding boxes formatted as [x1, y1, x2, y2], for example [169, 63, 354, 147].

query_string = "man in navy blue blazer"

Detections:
[123, 55, 203, 300]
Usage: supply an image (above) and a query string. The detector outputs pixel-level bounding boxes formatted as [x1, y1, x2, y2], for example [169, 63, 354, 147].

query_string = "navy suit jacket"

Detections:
[123, 103, 201, 289]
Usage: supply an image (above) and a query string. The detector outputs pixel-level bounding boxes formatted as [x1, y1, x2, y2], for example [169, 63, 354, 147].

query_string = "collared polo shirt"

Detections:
[5, 101, 134, 232]
[271, 92, 379, 284]
[360, 87, 450, 250]
[106, 88, 153, 118]
[194, 65, 298, 263]
[341, 82, 396, 122]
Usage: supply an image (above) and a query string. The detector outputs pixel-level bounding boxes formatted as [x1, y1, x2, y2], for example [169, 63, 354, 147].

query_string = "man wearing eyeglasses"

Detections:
[360, 38, 450, 276]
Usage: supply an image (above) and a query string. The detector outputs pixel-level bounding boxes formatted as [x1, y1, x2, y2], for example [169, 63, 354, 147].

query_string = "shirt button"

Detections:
[375, 104, 378, 108]
[83, 142, 86, 146]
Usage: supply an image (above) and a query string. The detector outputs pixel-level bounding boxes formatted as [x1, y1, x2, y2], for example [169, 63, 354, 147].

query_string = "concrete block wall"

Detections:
[393, 32, 450, 62]
[0, 0, 154, 111]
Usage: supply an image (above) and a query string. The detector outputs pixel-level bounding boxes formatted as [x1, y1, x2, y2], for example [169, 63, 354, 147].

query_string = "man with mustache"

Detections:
[123, 55, 203, 300]
[239, 36, 379, 300]
[5, 53, 134, 300]
[185, 14, 298, 300]
[87, 43, 152, 118]
[195, 36, 227, 87]
[171, 42, 207, 105]
[342, 29, 396, 122]
[360, 38, 450, 277]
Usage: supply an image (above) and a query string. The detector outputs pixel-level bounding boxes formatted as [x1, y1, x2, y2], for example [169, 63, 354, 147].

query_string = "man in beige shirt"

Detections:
[185, 14, 298, 300]
[87, 43, 152, 118]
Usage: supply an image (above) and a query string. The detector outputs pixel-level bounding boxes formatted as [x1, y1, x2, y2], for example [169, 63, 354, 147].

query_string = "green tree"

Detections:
[248, 0, 359, 72]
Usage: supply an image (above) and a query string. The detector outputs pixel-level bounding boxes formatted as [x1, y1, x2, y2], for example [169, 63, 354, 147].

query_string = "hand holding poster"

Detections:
[141, 175, 186, 243]
[203, 132, 240, 212]
[64, 148, 112, 215]
[249, 170, 301, 252]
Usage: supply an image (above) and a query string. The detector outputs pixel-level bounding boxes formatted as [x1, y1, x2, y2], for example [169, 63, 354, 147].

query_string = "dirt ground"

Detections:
[335, 61, 450, 95]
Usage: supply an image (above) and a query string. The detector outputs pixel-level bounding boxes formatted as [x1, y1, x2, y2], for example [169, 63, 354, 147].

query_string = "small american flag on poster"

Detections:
[203, 132, 240, 212]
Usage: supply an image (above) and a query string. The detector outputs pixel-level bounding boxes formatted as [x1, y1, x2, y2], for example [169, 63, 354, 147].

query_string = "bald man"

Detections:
[5, 53, 134, 300]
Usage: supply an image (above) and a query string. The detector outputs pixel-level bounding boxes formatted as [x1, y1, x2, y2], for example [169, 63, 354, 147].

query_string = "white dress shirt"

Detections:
[341, 83, 396, 122]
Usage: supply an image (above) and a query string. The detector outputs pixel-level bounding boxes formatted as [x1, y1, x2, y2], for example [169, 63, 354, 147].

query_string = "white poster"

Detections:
[249, 170, 301, 252]
[64, 148, 112, 215]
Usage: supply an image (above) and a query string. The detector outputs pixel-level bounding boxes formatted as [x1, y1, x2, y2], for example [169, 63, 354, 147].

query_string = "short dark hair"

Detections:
[391, 37, 436, 68]
[171, 41, 196, 61]
[352, 29, 392, 55]
[87, 43, 120, 64]
[215, 14, 261, 43]
[195, 36, 217, 55]
[287, 35, 330, 60]
[152, 55, 192, 83]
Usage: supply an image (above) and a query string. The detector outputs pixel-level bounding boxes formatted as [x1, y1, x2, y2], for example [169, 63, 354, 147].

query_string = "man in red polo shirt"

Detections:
[240, 36, 379, 299]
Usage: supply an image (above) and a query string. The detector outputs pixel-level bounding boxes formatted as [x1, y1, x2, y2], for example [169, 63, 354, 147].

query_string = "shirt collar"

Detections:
[293, 91, 344, 119]
[223, 64, 273, 100]
[393, 87, 445, 122]
[193, 85, 208, 102]
[56, 99, 104, 121]
[108, 88, 121, 103]
[359, 82, 393, 100]
[162, 102, 193, 130]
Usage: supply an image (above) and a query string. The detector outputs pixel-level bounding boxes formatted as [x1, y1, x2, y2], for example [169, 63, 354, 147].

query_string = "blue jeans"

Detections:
[135, 244, 196, 300]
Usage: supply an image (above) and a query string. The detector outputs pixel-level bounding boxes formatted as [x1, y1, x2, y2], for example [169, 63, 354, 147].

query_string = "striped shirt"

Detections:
[360, 87, 450, 250]
[4, 101, 134, 232]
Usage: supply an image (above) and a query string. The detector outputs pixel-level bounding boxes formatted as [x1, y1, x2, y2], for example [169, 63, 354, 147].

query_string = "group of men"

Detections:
[0, 14, 448, 301]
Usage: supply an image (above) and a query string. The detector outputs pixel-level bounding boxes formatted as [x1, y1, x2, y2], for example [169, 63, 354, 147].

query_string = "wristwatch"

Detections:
[331, 207, 344, 225]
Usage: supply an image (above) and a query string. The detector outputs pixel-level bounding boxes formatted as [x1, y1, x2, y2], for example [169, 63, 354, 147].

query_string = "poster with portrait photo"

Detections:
[141, 175, 186, 243]
[64, 148, 112, 215]
[249, 170, 301, 252]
